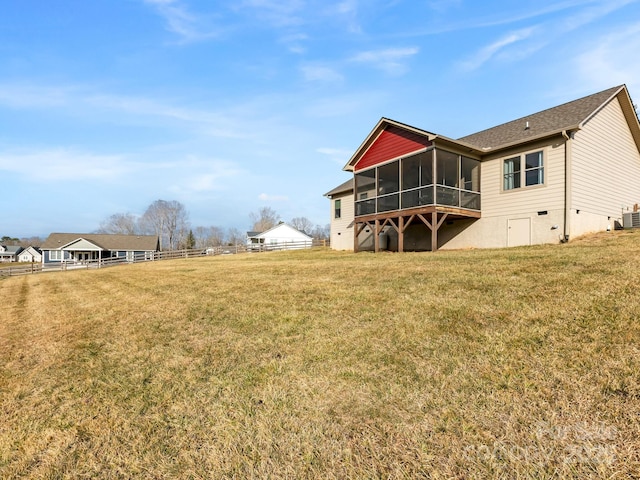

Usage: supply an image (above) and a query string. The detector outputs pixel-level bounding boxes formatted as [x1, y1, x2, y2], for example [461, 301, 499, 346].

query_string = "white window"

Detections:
[503, 150, 543, 191]
[50, 250, 62, 261]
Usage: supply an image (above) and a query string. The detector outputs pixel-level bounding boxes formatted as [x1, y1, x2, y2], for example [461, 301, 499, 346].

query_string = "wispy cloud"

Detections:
[238, 0, 305, 27]
[427, 0, 462, 13]
[400, 0, 602, 36]
[0, 82, 249, 139]
[0, 148, 131, 181]
[143, 0, 220, 43]
[304, 90, 388, 117]
[558, 0, 638, 31]
[0, 84, 79, 108]
[324, 0, 361, 33]
[258, 193, 289, 201]
[300, 64, 344, 83]
[317, 147, 353, 165]
[168, 158, 243, 194]
[456, 0, 637, 71]
[458, 27, 536, 71]
[350, 47, 419, 75]
[574, 21, 640, 93]
[279, 32, 308, 54]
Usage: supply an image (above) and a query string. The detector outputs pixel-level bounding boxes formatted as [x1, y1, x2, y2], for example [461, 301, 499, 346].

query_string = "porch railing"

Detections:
[355, 184, 480, 217]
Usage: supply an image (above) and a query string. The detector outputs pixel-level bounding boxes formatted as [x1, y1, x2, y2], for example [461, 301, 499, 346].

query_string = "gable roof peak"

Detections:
[344, 117, 438, 171]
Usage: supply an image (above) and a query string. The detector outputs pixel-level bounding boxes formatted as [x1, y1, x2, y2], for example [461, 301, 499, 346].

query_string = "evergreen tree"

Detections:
[186, 229, 196, 249]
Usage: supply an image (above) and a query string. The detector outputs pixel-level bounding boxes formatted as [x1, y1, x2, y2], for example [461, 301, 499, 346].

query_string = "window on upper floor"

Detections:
[334, 199, 341, 219]
[503, 150, 543, 191]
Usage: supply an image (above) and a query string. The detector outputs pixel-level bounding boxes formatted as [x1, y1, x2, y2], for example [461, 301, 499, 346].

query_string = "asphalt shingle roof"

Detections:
[41, 233, 159, 251]
[324, 178, 354, 197]
[457, 85, 623, 150]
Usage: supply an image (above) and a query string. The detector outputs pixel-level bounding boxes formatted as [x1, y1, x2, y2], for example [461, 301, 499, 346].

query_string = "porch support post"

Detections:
[431, 212, 438, 252]
[398, 216, 404, 252]
[374, 219, 380, 253]
[430, 212, 449, 252]
[354, 222, 361, 253]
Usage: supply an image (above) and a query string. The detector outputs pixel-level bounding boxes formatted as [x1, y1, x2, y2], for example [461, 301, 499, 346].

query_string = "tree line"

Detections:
[1, 235, 44, 248]
[97, 202, 329, 251]
[3, 202, 329, 251]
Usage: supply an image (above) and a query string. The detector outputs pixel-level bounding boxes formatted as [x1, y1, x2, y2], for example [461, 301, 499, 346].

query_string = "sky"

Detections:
[2, 0, 640, 237]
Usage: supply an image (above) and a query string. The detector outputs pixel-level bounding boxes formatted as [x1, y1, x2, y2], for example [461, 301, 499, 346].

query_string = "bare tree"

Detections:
[290, 216, 314, 234]
[311, 224, 330, 240]
[208, 226, 225, 246]
[226, 227, 245, 246]
[1, 235, 19, 245]
[97, 213, 139, 235]
[140, 200, 189, 251]
[193, 226, 209, 249]
[193, 226, 226, 249]
[19, 236, 44, 247]
[250, 207, 279, 232]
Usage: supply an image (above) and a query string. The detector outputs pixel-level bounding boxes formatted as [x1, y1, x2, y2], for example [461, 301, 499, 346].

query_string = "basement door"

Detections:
[507, 218, 531, 247]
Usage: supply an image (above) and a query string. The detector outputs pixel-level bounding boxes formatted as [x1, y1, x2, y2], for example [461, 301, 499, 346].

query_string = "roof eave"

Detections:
[476, 126, 581, 155]
[431, 135, 485, 155]
[324, 178, 354, 197]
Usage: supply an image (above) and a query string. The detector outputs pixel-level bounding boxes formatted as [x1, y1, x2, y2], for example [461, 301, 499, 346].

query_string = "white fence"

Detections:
[0, 240, 330, 278]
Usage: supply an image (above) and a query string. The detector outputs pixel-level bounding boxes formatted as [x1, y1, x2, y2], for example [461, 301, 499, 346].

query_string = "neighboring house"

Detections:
[325, 84, 640, 252]
[40, 233, 160, 265]
[0, 245, 24, 262]
[247, 223, 313, 250]
[17, 246, 42, 263]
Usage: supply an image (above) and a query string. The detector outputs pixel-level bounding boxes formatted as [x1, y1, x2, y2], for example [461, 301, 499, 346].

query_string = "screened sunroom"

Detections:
[352, 147, 481, 252]
[354, 148, 481, 217]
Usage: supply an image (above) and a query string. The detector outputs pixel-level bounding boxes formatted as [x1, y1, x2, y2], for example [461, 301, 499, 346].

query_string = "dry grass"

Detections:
[2, 231, 640, 478]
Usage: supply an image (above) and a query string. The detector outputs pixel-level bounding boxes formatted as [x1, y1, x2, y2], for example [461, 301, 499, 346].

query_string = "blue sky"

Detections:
[2, 0, 640, 237]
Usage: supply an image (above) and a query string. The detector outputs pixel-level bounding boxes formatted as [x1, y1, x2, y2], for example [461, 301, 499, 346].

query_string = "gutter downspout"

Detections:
[562, 130, 572, 242]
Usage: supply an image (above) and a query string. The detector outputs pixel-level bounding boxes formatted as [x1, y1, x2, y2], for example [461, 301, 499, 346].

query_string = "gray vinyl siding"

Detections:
[571, 96, 640, 218]
[43, 250, 71, 263]
[480, 139, 566, 218]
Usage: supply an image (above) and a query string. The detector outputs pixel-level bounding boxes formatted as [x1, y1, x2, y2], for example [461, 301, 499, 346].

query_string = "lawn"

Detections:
[1, 232, 639, 478]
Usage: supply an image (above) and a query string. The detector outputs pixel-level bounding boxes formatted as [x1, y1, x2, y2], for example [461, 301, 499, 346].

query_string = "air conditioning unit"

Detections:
[623, 212, 640, 228]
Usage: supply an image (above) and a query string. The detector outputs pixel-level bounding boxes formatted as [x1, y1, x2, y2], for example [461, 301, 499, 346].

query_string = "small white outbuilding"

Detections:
[247, 223, 313, 251]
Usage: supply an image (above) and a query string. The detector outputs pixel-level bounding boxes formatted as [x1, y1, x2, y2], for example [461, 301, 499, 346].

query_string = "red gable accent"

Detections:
[354, 125, 431, 171]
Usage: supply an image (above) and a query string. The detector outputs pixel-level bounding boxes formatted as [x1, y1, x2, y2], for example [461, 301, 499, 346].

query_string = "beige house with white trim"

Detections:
[325, 85, 640, 251]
